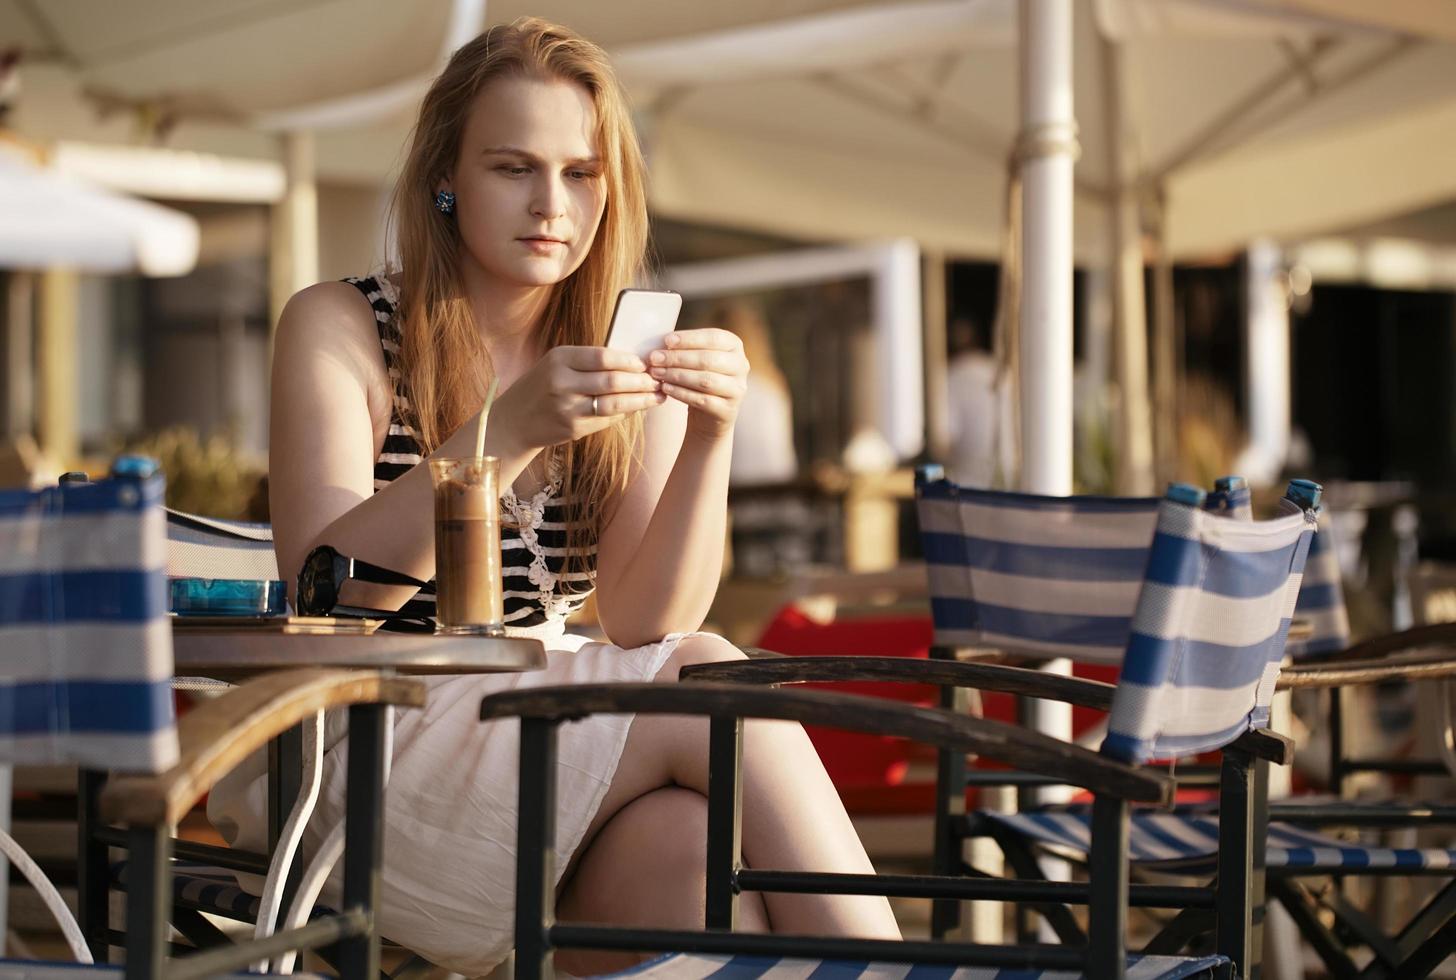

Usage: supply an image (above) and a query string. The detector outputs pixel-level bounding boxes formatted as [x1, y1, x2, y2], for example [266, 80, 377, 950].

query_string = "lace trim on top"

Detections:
[500, 455, 586, 624]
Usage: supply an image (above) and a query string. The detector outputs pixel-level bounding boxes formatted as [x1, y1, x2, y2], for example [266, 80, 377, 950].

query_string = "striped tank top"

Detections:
[346, 274, 595, 632]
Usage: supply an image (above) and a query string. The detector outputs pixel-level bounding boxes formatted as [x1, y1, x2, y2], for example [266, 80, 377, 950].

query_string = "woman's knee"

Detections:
[576, 787, 710, 886]
[654, 633, 747, 682]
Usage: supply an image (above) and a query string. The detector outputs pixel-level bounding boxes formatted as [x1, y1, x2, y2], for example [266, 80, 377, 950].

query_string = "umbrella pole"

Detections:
[1017, 0, 1075, 499]
[1016, 0, 1077, 839]
[1151, 189, 1179, 485]
[1100, 33, 1155, 496]
[37, 268, 78, 467]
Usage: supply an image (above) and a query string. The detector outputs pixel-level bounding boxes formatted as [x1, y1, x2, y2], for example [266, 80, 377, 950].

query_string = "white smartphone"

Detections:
[605, 288, 682, 359]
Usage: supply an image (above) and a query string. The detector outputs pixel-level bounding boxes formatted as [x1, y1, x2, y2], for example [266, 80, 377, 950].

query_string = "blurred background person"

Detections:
[945, 315, 1014, 488]
[710, 300, 799, 486]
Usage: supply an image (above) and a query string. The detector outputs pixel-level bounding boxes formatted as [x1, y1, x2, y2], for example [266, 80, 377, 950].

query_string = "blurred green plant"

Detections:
[1074, 406, 1116, 495]
[116, 427, 267, 521]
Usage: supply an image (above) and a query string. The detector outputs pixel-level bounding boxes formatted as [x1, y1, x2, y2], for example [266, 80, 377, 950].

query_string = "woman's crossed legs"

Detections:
[554, 635, 900, 974]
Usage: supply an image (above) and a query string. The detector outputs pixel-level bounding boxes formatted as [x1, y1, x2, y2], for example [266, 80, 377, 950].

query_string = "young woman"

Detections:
[209, 18, 899, 976]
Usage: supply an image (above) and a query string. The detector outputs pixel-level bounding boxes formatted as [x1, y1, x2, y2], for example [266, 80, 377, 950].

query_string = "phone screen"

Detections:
[606, 289, 682, 359]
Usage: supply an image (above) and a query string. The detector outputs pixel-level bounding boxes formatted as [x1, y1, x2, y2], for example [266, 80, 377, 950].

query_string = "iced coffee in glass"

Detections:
[429, 457, 504, 635]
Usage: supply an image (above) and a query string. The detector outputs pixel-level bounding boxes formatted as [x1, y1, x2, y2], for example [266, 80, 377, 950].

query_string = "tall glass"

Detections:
[429, 457, 504, 635]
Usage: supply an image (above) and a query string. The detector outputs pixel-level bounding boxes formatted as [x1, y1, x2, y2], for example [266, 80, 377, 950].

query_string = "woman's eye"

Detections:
[497, 165, 530, 176]
[568, 169, 599, 181]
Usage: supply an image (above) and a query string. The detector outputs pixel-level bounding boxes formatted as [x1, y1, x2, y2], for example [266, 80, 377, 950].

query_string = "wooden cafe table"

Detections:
[152, 617, 547, 890]
[170, 615, 546, 680]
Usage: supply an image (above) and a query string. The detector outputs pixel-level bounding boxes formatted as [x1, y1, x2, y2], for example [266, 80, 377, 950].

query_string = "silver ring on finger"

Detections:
[592, 395, 600, 416]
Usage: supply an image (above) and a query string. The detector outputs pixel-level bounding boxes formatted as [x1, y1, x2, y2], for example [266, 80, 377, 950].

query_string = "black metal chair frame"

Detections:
[681, 646, 1456, 979]
[680, 656, 1290, 979]
[483, 680, 1253, 980]
[70, 669, 421, 980]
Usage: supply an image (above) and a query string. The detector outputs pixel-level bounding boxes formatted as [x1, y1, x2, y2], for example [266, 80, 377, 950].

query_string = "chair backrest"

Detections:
[0, 464, 178, 773]
[915, 468, 1162, 663]
[1287, 514, 1351, 657]
[166, 509, 278, 581]
[1205, 475, 1254, 521]
[1101, 484, 1318, 764]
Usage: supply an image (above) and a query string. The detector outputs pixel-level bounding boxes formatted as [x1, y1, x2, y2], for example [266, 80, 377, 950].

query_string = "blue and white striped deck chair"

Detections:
[0, 462, 417, 979]
[973, 482, 1317, 976]
[164, 509, 278, 583]
[916, 480, 1163, 664]
[1200, 476, 1348, 659]
[486, 484, 1323, 980]
[0, 462, 178, 968]
[1097, 483, 1315, 765]
[1285, 515, 1350, 659]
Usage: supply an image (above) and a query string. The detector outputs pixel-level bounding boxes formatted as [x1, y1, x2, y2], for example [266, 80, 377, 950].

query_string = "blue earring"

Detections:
[434, 190, 456, 215]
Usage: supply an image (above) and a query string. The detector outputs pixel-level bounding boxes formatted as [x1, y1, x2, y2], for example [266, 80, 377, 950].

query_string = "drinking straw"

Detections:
[474, 377, 500, 470]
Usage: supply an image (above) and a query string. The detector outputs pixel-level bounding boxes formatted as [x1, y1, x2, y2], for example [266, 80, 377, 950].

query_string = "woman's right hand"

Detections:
[493, 345, 665, 452]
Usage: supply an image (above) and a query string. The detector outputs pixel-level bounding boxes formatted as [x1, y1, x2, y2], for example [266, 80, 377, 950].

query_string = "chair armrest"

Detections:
[1312, 623, 1456, 664]
[1278, 649, 1456, 690]
[678, 656, 1115, 710]
[101, 668, 426, 827]
[479, 682, 1172, 804]
[1229, 728, 1294, 765]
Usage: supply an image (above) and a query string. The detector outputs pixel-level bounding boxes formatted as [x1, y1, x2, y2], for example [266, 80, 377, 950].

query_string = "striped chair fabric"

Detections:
[0, 964, 323, 979]
[0, 470, 177, 773]
[916, 477, 1162, 663]
[601, 952, 1228, 980]
[1203, 480, 1252, 521]
[1286, 516, 1350, 658]
[165, 509, 278, 581]
[987, 805, 1456, 875]
[109, 860, 340, 924]
[1101, 492, 1316, 764]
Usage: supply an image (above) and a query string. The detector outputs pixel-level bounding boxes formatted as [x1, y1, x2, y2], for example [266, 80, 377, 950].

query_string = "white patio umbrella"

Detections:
[606, 0, 1456, 492]
[0, 144, 198, 275]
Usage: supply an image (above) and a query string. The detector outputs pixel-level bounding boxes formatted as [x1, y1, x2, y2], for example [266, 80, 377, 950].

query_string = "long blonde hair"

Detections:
[390, 17, 649, 570]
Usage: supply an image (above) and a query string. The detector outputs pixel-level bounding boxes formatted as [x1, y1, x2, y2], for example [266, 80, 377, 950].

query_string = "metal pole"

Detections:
[37, 268, 79, 466]
[1244, 239, 1291, 484]
[1151, 191, 1178, 486]
[1018, 0, 1075, 498]
[1017, 0, 1077, 820]
[923, 251, 950, 464]
[1100, 34, 1155, 496]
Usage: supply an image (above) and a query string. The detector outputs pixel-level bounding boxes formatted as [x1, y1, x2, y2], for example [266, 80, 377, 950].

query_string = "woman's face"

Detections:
[446, 75, 607, 290]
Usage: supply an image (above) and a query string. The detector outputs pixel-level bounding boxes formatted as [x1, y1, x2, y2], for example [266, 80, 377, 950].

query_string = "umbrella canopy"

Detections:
[5, 0, 1453, 260]
[613, 0, 1456, 261]
[0, 143, 198, 274]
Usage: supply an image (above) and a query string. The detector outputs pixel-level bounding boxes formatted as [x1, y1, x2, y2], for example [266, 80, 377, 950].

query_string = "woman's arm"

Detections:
[270, 284, 661, 610]
[594, 329, 748, 648]
[268, 283, 537, 609]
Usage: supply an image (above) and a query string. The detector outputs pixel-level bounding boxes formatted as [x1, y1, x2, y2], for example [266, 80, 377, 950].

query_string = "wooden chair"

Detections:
[478, 481, 1323, 980]
[693, 472, 1456, 976]
[0, 459, 424, 978]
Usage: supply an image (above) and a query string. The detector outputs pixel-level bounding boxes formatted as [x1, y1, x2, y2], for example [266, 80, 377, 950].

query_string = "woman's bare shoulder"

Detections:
[275, 280, 393, 383]
[275, 280, 382, 355]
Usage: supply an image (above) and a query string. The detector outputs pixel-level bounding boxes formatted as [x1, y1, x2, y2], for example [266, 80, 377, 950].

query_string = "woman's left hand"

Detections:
[648, 328, 750, 442]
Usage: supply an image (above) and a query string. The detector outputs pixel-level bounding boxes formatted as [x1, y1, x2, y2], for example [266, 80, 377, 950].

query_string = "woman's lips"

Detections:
[518, 237, 566, 254]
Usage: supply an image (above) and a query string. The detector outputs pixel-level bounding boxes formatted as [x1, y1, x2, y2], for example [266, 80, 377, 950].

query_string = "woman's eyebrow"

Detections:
[481, 145, 600, 166]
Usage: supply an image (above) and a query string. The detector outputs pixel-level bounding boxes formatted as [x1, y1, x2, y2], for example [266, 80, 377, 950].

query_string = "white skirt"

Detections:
[207, 626, 691, 976]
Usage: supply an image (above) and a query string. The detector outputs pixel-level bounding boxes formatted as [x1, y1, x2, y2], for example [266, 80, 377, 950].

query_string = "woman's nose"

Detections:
[530, 176, 566, 219]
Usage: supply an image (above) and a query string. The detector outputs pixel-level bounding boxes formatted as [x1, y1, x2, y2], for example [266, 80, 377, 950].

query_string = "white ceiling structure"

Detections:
[3, 0, 1455, 261]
